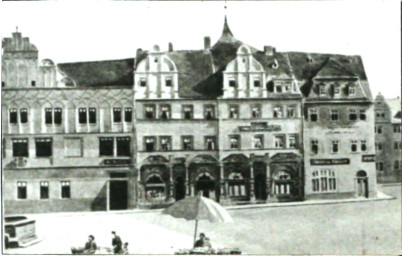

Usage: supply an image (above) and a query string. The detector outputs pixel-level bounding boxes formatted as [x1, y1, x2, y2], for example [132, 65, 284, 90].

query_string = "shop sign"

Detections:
[362, 155, 376, 162]
[310, 158, 350, 165]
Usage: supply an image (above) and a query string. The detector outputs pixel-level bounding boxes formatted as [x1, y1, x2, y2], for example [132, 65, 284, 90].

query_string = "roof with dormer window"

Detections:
[313, 58, 357, 79]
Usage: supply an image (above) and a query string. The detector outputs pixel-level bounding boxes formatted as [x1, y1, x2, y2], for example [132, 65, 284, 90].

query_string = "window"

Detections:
[330, 109, 339, 121]
[229, 79, 236, 87]
[165, 77, 172, 87]
[160, 105, 171, 120]
[35, 138, 52, 157]
[319, 85, 326, 95]
[61, 181, 71, 199]
[309, 109, 318, 122]
[99, 137, 114, 156]
[140, 78, 147, 87]
[145, 105, 155, 119]
[17, 181, 27, 199]
[228, 173, 247, 197]
[145, 137, 156, 152]
[274, 135, 285, 149]
[79, 108, 87, 124]
[54, 108, 62, 125]
[124, 108, 132, 123]
[331, 140, 339, 153]
[31, 80, 36, 87]
[12, 139, 28, 157]
[273, 106, 283, 118]
[394, 141, 401, 150]
[361, 140, 367, 152]
[253, 135, 263, 149]
[349, 109, 357, 121]
[288, 135, 297, 148]
[359, 110, 366, 120]
[376, 126, 382, 134]
[376, 162, 384, 171]
[116, 137, 130, 156]
[311, 140, 318, 154]
[312, 170, 336, 192]
[375, 142, 383, 151]
[284, 84, 291, 92]
[113, 108, 122, 123]
[2, 81, 5, 87]
[334, 85, 340, 95]
[9, 109, 17, 124]
[275, 84, 282, 93]
[40, 181, 49, 199]
[351, 140, 358, 152]
[229, 106, 239, 119]
[254, 79, 260, 87]
[229, 135, 240, 149]
[394, 160, 400, 171]
[89, 108, 96, 124]
[182, 136, 193, 150]
[204, 105, 215, 120]
[205, 136, 216, 150]
[394, 125, 401, 133]
[183, 105, 193, 119]
[287, 106, 295, 118]
[64, 138, 82, 157]
[252, 105, 261, 118]
[160, 137, 171, 151]
[349, 85, 356, 95]
[45, 108, 53, 124]
[20, 108, 28, 124]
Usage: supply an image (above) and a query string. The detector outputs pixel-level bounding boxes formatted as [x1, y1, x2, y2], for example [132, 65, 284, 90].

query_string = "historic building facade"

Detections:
[374, 94, 401, 183]
[2, 18, 378, 213]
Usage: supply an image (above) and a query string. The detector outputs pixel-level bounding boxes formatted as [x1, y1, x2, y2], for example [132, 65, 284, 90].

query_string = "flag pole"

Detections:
[193, 219, 198, 247]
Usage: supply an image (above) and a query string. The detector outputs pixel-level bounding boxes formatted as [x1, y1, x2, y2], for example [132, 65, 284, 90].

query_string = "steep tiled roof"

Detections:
[313, 58, 357, 79]
[253, 51, 293, 79]
[57, 58, 135, 87]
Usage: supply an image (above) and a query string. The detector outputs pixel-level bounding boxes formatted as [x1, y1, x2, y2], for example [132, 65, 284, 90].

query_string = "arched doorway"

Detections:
[272, 170, 295, 201]
[196, 173, 216, 200]
[174, 177, 186, 201]
[254, 173, 267, 200]
[145, 174, 166, 202]
[356, 170, 368, 198]
[228, 172, 248, 200]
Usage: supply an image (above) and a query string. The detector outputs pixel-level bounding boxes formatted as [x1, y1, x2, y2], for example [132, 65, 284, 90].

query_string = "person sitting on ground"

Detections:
[71, 235, 97, 254]
[122, 242, 129, 255]
[194, 233, 206, 248]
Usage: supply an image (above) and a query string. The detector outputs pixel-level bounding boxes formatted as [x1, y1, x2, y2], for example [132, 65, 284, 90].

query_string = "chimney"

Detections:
[136, 48, 143, 57]
[204, 36, 211, 50]
[264, 45, 276, 56]
[168, 42, 173, 52]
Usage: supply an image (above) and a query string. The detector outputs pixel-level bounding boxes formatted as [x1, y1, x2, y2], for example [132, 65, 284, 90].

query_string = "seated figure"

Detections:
[71, 235, 97, 254]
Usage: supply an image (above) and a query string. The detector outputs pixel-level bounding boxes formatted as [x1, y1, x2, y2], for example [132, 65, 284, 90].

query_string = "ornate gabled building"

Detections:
[1, 18, 377, 214]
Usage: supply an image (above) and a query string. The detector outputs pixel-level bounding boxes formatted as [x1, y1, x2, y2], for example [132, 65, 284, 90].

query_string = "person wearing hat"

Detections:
[194, 233, 206, 248]
[111, 231, 123, 254]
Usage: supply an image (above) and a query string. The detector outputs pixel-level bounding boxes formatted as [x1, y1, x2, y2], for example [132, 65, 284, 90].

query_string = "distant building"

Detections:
[374, 94, 402, 183]
[1, 18, 378, 214]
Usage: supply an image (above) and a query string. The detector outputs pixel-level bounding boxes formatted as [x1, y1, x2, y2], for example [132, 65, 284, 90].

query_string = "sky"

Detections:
[0, 0, 400, 98]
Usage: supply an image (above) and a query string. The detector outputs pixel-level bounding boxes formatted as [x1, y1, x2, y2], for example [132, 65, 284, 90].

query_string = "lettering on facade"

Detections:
[239, 122, 281, 132]
[362, 154, 376, 162]
[310, 158, 350, 165]
[103, 159, 131, 166]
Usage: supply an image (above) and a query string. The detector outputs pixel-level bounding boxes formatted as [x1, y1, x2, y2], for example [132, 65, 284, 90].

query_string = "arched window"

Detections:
[228, 172, 247, 197]
[274, 170, 292, 195]
[145, 174, 165, 200]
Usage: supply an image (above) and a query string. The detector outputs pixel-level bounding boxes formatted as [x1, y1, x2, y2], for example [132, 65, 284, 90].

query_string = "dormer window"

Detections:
[275, 85, 282, 93]
[229, 79, 236, 88]
[140, 78, 147, 87]
[334, 85, 340, 95]
[319, 85, 326, 95]
[165, 77, 172, 87]
[349, 85, 356, 95]
[154, 57, 158, 63]
[284, 84, 291, 92]
[254, 79, 260, 87]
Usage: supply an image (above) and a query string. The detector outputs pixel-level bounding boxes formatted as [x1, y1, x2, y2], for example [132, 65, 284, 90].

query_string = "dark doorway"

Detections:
[109, 180, 128, 210]
[175, 177, 186, 201]
[196, 174, 216, 200]
[356, 170, 368, 198]
[254, 173, 267, 200]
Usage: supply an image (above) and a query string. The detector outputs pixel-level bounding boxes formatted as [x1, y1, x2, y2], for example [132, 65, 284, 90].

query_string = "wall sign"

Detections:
[310, 158, 350, 165]
[103, 159, 131, 166]
[362, 155, 376, 162]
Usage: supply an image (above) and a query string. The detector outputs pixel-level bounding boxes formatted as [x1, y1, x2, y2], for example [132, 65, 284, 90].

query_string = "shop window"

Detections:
[9, 109, 17, 124]
[160, 137, 171, 151]
[35, 138, 52, 157]
[61, 181, 71, 199]
[330, 109, 339, 121]
[145, 137, 156, 152]
[229, 106, 239, 119]
[349, 109, 357, 121]
[54, 108, 62, 125]
[361, 140, 367, 152]
[99, 137, 114, 156]
[145, 175, 165, 200]
[140, 78, 147, 87]
[20, 108, 28, 124]
[183, 105, 193, 119]
[311, 140, 318, 154]
[12, 139, 28, 157]
[64, 138, 82, 157]
[145, 105, 155, 119]
[205, 136, 216, 150]
[78, 108, 87, 124]
[309, 108, 318, 122]
[17, 181, 27, 199]
[228, 173, 246, 197]
[124, 108, 132, 123]
[113, 108, 122, 123]
[359, 110, 366, 120]
[40, 181, 49, 199]
[287, 106, 295, 118]
[351, 140, 358, 152]
[229, 79, 236, 87]
[376, 162, 384, 171]
[89, 108, 97, 124]
[116, 137, 131, 156]
[312, 170, 336, 192]
[274, 171, 291, 195]
[229, 135, 240, 149]
[274, 135, 285, 149]
[253, 135, 263, 149]
[273, 106, 283, 118]
[45, 108, 53, 124]
[160, 105, 171, 120]
[165, 77, 172, 87]
[252, 105, 261, 118]
[331, 140, 339, 153]
[204, 105, 215, 120]
[182, 136, 193, 150]
[288, 135, 297, 148]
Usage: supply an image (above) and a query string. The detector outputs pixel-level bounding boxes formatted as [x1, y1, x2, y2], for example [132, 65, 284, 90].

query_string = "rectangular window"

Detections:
[20, 108, 28, 124]
[40, 181, 49, 199]
[330, 109, 339, 121]
[254, 79, 260, 87]
[359, 110, 366, 120]
[376, 126, 382, 134]
[182, 136, 193, 150]
[287, 106, 295, 118]
[45, 108, 53, 124]
[160, 105, 171, 120]
[312, 170, 336, 192]
[273, 106, 283, 118]
[145, 105, 155, 119]
[361, 140, 367, 152]
[349, 109, 357, 121]
[311, 140, 318, 154]
[9, 109, 18, 124]
[64, 138, 82, 157]
[205, 136, 217, 150]
[160, 136, 171, 151]
[229, 106, 239, 119]
[275, 84, 282, 93]
[124, 108, 132, 123]
[394, 161, 400, 170]
[253, 135, 263, 149]
[274, 135, 285, 149]
[116, 137, 131, 156]
[12, 139, 28, 157]
[309, 109, 318, 122]
[165, 77, 172, 87]
[376, 162, 384, 171]
[54, 108, 62, 125]
[229, 79, 236, 87]
[229, 135, 240, 149]
[288, 135, 297, 148]
[319, 85, 326, 95]
[145, 137, 156, 152]
[331, 140, 339, 153]
[35, 138, 52, 157]
[61, 181, 71, 199]
[17, 181, 27, 199]
[394, 141, 401, 150]
[252, 105, 261, 118]
[375, 142, 383, 151]
[99, 137, 114, 156]
[394, 125, 401, 133]
[349, 86, 356, 95]
[78, 108, 87, 124]
[140, 78, 147, 87]
[89, 108, 97, 124]
[351, 140, 358, 152]
[183, 105, 193, 120]
[334, 85, 340, 95]
[113, 108, 122, 123]
[204, 105, 215, 120]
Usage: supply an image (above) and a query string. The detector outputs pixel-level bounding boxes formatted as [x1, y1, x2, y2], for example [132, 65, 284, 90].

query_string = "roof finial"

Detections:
[222, 14, 233, 37]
